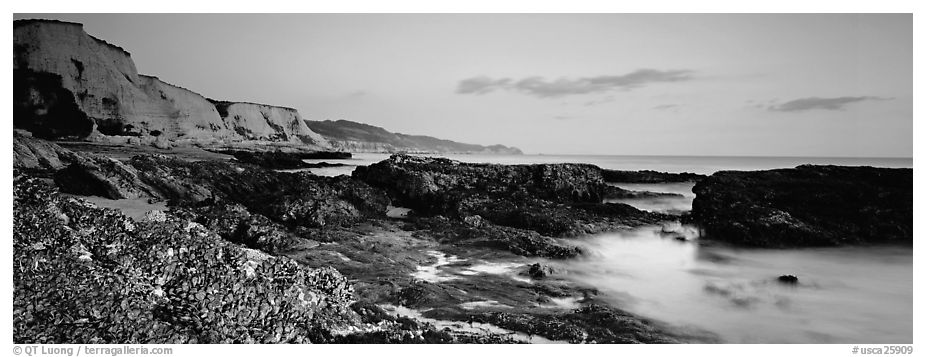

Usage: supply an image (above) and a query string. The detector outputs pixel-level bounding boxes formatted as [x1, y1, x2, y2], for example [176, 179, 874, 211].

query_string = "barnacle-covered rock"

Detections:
[13, 176, 357, 343]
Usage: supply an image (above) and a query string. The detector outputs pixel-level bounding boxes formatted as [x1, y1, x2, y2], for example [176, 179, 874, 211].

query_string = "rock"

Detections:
[13, 176, 359, 343]
[355, 155, 666, 237]
[151, 136, 172, 150]
[691, 165, 912, 247]
[462, 215, 484, 227]
[600, 169, 705, 183]
[54, 154, 160, 200]
[412, 217, 583, 259]
[213, 149, 351, 170]
[777, 275, 799, 284]
[142, 210, 168, 223]
[353, 154, 607, 212]
[527, 263, 555, 279]
[13, 130, 77, 173]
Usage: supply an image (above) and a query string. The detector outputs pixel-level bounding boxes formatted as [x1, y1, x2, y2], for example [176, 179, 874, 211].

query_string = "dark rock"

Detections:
[778, 275, 799, 284]
[13, 176, 357, 343]
[62, 154, 391, 229]
[54, 154, 161, 200]
[411, 217, 583, 259]
[691, 165, 912, 247]
[604, 185, 685, 199]
[527, 263, 555, 279]
[353, 154, 607, 213]
[211, 149, 351, 170]
[601, 169, 705, 183]
[355, 155, 666, 237]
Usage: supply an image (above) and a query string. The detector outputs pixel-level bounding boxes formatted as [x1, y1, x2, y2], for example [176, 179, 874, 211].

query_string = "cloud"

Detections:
[456, 77, 512, 95]
[768, 96, 889, 112]
[456, 69, 695, 98]
[552, 115, 575, 120]
[652, 104, 680, 110]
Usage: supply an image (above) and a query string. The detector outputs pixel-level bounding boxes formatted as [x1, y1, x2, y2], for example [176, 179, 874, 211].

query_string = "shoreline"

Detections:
[12, 135, 911, 343]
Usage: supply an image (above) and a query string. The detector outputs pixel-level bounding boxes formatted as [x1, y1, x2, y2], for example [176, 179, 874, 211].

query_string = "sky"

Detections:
[14, 13, 913, 157]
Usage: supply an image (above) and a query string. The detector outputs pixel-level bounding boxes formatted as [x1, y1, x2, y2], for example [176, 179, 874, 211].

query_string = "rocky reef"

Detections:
[691, 165, 912, 247]
[601, 169, 705, 183]
[354, 154, 668, 238]
[211, 149, 351, 170]
[14, 134, 701, 343]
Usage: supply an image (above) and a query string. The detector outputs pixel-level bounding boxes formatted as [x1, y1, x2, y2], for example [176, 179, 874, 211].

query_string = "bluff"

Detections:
[306, 119, 522, 155]
[13, 19, 329, 149]
[690, 165, 912, 247]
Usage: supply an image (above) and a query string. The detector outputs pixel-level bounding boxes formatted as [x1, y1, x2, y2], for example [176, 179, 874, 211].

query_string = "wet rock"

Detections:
[13, 176, 358, 343]
[691, 165, 912, 247]
[353, 154, 607, 213]
[355, 155, 666, 237]
[411, 217, 583, 259]
[213, 149, 351, 170]
[527, 263, 555, 279]
[54, 154, 161, 200]
[601, 169, 705, 183]
[126, 155, 389, 228]
[777, 275, 799, 284]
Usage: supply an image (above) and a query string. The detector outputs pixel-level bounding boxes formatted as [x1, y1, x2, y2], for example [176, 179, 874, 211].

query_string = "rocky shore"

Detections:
[14, 135, 708, 344]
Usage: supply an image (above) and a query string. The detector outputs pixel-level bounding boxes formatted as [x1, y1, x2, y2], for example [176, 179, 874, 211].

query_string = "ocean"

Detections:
[300, 153, 913, 343]
[296, 153, 913, 177]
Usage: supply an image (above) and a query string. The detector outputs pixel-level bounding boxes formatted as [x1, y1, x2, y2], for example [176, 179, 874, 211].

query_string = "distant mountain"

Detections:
[305, 120, 523, 155]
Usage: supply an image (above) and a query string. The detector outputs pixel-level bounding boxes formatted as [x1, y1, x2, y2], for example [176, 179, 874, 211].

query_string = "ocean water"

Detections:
[299, 153, 912, 177]
[303, 153, 912, 343]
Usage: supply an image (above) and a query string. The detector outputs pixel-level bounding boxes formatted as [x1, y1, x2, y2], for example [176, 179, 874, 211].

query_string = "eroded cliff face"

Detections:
[212, 101, 329, 146]
[13, 19, 329, 149]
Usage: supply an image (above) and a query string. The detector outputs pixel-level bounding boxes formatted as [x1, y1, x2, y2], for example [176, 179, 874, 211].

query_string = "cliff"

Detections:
[210, 101, 329, 146]
[13, 19, 329, 149]
[306, 119, 523, 155]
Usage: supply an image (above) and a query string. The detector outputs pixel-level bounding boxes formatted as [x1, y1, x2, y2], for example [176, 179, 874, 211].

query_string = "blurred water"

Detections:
[306, 153, 912, 343]
[555, 228, 912, 343]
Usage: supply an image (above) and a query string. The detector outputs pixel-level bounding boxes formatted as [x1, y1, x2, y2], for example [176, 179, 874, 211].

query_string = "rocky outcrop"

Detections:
[13, 129, 77, 172]
[601, 169, 705, 183]
[13, 176, 357, 343]
[211, 149, 351, 170]
[54, 154, 161, 200]
[53, 153, 390, 229]
[354, 155, 667, 237]
[690, 165, 913, 247]
[13, 19, 329, 149]
[307, 119, 523, 155]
